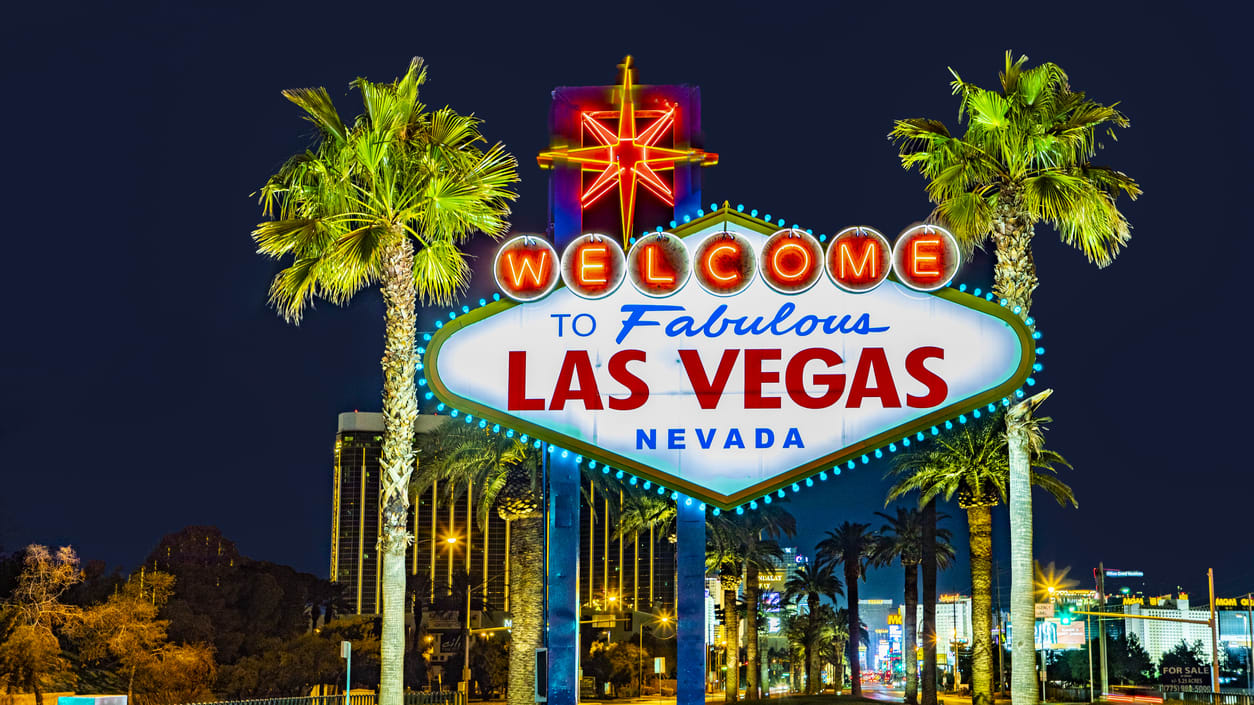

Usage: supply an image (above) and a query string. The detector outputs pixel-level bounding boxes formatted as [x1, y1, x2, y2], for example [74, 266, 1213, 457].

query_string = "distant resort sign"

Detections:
[424, 208, 1036, 510]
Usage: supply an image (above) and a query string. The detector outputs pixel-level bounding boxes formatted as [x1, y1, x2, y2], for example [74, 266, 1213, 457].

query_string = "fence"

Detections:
[1163, 691, 1254, 705]
[180, 693, 461, 705]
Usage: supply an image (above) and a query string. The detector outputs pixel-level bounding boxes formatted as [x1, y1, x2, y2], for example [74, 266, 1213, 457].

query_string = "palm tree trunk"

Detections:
[724, 585, 740, 702]
[745, 562, 760, 699]
[807, 594, 820, 694]
[992, 206, 1039, 705]
[904, 562, 919, 704]
[845, 563, 863, 698]
[834, 643, 845, 695]
[379, 235, 419, 705]
[968, 505, 995, 705]
[508, 514, 544, 705]
[922, 500, 938, 705]
[1007, 412, 1034, 705]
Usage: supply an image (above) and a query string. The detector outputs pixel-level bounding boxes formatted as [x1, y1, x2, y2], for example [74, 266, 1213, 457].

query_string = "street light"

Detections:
[638, 611, 673, 696]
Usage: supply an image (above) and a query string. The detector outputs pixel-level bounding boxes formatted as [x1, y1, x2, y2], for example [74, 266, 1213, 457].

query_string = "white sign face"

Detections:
[428, 222, 1033, 508]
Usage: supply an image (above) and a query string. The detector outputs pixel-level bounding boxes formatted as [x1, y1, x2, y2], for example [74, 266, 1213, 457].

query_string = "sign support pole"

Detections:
[546, 445, 580, 705]
[676, 500, 706, 705]
[1208, 569, 1219, 704]
[1246, 592, 1253, 691]
[1097, 564, 1109, 698]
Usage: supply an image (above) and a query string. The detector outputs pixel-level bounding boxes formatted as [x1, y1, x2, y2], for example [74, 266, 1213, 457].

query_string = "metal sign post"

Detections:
[340, 641, 351, 705]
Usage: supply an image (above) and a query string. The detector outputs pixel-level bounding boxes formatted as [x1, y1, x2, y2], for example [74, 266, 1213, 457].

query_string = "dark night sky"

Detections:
[3, 1, 1252, 605]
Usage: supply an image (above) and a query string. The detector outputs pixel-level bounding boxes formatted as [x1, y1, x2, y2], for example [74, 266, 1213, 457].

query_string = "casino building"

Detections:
[330, 411, 676, 616]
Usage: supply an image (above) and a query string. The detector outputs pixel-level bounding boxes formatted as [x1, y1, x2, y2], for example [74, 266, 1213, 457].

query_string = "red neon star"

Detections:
[538, 56, 718, 243]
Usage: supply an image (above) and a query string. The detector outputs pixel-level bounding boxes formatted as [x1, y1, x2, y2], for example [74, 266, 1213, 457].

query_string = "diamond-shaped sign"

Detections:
[426, 210, 1034, 509]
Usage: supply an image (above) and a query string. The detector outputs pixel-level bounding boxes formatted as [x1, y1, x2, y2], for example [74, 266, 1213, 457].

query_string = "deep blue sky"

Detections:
[3, 1, 1251, 604]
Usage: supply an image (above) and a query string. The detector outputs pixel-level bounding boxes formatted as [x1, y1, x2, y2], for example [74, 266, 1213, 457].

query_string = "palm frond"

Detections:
[267, 257, 324, 324]
[281, 87, 346, 143]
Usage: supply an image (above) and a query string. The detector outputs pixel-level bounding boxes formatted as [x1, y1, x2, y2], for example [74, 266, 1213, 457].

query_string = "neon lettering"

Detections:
[504, 250, 551, 289]
[644, 244, 676, 284]
[704, 243, 740, 283]
[839, 240, 880, 279]
[910, 237, 941, 277]
[771, 242, 812, 281]
[577, 242, 608, 285]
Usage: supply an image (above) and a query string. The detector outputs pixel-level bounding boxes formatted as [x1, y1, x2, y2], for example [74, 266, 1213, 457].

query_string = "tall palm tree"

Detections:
[817, 522, 878, 697]
[255, 58, 519, 705]
[707, 514, 746, 702]
[887, 410, 1074, 705]
[823, 606, 867, 693]
[874, 509, 955, 704]
[742, 534, 784, 700]
[783, 558, 843, 694]
[413, 421, 540, 705]
[891, 52, 1138, 705]
[707, 505, 795, 700]
[875, 508, 922, 704]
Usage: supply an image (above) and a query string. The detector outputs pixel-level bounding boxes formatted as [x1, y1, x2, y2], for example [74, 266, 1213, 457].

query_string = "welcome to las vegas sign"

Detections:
[424, 207, 1035, 510]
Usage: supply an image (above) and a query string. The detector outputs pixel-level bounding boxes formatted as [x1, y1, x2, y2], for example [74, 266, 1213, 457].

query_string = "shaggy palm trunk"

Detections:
[833, 643, 845, 695]
[992, 201, 1039, 705]
[379, 235, 419, 705]
[922, 500, 938, 705]
[844, 561, 863, 697]
[968, 505, 995, 705]
[723, 583, 740, 702]
[1007, 413, 1034, 705]
[904, 562, 919, 704]
[507, 514, 544, 705]
[807, 637, 820, 694]
[745, 562, 760, 699]
[806, 594, 821, 694]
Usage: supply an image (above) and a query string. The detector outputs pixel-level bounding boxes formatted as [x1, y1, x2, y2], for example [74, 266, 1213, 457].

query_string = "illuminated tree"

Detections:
[887, 410, 1074, 705]
[873, 508, 955, 704]
[74, 569, 175, 701]
[817, 522, 877, 697]
[891, 52, 1139, 705]
[413, 421, 538, 705]
[0, 545, 82, 705]
[254, 58, 519, 705]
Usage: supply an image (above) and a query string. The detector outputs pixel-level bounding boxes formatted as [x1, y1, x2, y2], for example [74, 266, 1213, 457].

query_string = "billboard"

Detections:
[1035, 618, 1086, 650]
[425, 210, 1035, 510]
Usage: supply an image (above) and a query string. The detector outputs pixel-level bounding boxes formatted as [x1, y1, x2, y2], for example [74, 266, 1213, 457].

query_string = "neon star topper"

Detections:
[538, 56, 718, 244]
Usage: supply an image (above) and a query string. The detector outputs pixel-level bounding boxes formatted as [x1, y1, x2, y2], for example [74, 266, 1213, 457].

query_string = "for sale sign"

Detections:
[1162, 665, 1211, 689]
[426, 211, 1035, 509]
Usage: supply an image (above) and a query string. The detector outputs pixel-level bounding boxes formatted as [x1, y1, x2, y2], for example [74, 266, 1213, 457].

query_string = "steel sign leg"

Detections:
[546, 446, 580, 705]
[677, 499, 707, 705]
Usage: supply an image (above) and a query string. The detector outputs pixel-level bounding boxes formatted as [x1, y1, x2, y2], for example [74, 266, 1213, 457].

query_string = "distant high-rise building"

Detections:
[579, 477, 676, 615]
[330, 412, 507, 615]
[331, 412, 675, 617]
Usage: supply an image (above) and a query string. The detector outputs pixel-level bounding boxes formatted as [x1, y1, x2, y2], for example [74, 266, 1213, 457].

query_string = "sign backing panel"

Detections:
[426, 210, 1035, 509]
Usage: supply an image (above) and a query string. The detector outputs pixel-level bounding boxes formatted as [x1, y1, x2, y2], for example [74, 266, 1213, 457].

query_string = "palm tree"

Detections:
[706, 505, 795, 700]
[413, 421, 540, 705]
[875, 508, 922, 704]
[887, 410, 1074, 705]
[823, 606, 867, 693]
[874, 509, 955, 704]
[255, 58, 519, 705]
[817, 522, 878, 697]
[783, 558, 843, 694]
[891, 52, 1138, 705]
